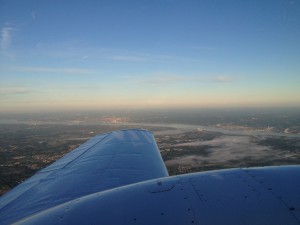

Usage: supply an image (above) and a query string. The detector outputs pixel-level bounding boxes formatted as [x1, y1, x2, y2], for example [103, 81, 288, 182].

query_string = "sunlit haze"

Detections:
[1, 0, 299, 112]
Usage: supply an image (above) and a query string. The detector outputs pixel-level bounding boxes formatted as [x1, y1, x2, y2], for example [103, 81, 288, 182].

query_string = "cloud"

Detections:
[213, 75, 234, 83]
[124, 73, 237, 87]
[82, 55, 91, 60]
[189, 75, 236, 84]
[1, 24, 15, 51]
[8, 66, 97, 75]
[106, 51, 205, 64]
[187, 45, 217, 52]
[31, 11, 36, 19]
[0, 87, 32, 95]
[126, 74, 185, 86]
[166, 135, 272, 167]
[110, 55, 147, 62]
[26, 41, 207, 65]
[144, 75, 185, 85]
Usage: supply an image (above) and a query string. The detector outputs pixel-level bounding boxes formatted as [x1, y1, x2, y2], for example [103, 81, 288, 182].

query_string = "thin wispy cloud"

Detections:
[31, 11, 37, 19]
[1, 24, 16, 51]
[142, 75, 185, 85]
[213, 75, 234, 83]
[8, 66, 97, 75]
[27, 41, 209, 65]
[150, 54, 206, 64]
[124, 73, 186, 86]
[190, 75, 236, 84]
[187, 45, 217, 52]
[0, 87, 32, 95]
[125, 73, 236, 87]
[110, 55, 147, 62]
[82, 55, 91, 60]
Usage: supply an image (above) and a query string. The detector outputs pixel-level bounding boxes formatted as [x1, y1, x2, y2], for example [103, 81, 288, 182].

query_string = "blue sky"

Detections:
[0, 0, 299, 112]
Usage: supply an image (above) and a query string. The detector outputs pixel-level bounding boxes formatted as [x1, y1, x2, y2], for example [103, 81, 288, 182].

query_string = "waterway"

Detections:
[0, 119, 299, 138]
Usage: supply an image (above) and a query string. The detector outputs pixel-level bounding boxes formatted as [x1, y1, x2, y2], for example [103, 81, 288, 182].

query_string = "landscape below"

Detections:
[1, 108, 299, 196]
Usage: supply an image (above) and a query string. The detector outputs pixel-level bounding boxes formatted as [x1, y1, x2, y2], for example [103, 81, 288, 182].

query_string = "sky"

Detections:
[0, 0, 299, 112]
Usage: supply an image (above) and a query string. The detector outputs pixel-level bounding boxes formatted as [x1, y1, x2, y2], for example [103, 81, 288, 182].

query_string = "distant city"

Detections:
[0, 107, 300, 195]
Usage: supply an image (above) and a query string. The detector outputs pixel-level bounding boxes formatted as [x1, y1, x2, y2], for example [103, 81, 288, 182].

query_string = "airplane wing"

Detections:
[0, 129, 168, 225]
[1, 129, 300, 225]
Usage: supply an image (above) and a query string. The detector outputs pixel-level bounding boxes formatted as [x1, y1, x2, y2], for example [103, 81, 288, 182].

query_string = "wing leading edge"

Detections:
[0, 129, 168, 225]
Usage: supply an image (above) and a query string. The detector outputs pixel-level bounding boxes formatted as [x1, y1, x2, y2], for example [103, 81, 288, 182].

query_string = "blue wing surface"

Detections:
[0, 129, 168, 225]
[9, 166, 300, 225]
